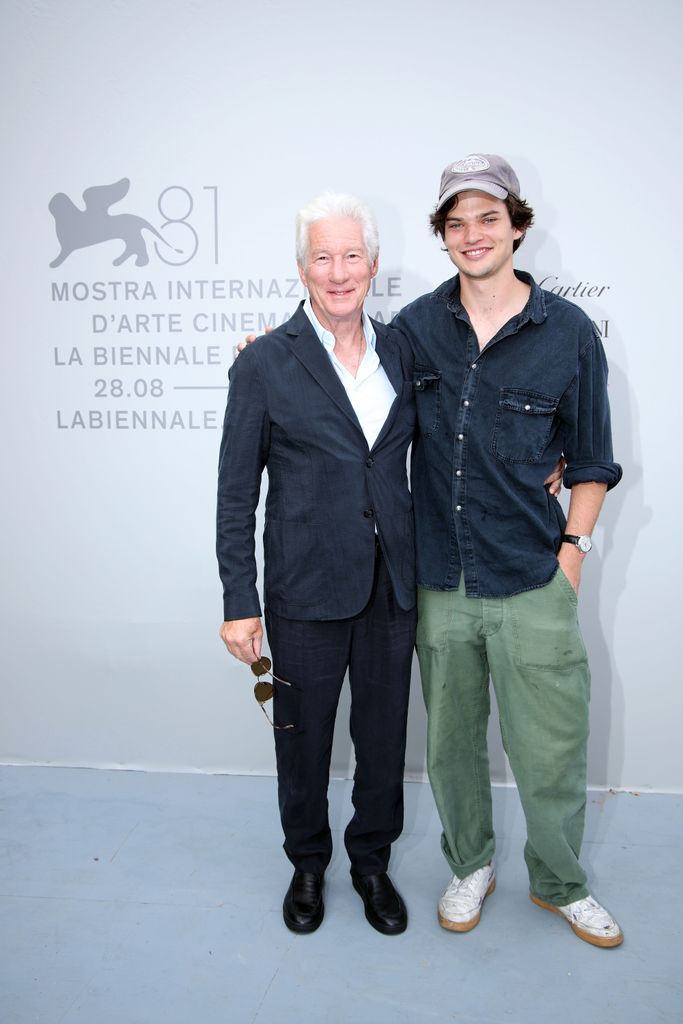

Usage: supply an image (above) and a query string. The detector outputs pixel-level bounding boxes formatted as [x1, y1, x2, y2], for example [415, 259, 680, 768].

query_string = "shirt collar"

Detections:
[303, 298, 377, 353]
[445, 270, 548, 327]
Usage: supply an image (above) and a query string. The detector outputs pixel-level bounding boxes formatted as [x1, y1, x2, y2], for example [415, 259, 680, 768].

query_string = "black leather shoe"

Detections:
[351, 870, 407, 935]
[283, 871, 324, 933]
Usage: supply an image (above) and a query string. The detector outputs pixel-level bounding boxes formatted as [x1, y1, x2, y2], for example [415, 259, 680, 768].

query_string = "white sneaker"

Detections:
[438, 865, 495, 932]
[530, 893, 623, 948]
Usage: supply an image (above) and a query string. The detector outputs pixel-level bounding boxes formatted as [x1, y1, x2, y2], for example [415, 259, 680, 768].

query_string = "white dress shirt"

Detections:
[303, 299, 396, 450]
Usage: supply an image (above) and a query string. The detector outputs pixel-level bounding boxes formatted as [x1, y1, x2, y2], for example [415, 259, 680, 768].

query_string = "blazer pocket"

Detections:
[265, 519, 327, 604]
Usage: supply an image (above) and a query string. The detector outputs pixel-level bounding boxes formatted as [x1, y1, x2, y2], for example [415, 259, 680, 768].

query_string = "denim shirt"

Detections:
[392, 271, 622, 598]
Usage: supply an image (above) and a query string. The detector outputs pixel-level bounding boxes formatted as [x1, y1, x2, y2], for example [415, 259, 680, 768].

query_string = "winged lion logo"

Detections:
[48, 178, 182, 267]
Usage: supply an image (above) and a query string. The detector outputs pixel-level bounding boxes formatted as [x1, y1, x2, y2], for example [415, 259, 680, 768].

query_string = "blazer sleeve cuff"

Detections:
[222, 591, 263, 622]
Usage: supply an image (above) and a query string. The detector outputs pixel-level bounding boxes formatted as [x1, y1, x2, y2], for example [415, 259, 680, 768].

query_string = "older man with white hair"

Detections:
[217, 193, 417, 935]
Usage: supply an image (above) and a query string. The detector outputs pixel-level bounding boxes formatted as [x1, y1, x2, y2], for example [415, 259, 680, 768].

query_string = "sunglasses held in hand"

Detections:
[250, 656, 295, 730]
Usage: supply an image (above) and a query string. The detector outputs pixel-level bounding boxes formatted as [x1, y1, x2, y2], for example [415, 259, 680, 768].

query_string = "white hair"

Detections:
[295, 192, 379, 266]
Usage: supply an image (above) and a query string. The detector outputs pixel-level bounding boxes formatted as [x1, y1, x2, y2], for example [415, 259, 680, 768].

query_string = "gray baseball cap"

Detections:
[436, 154, 521, 210]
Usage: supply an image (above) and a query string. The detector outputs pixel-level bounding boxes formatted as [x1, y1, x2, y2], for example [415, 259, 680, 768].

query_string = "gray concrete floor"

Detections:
[0, 766, 680, 1023]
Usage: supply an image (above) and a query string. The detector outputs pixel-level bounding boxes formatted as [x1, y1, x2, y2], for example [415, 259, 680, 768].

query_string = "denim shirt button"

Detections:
[455, 505, 462, 512]
[457, 433, 464, 441]
[471, 363, 477, 369]
[463, 400, 470, 407]
[456, 470, 462, 477]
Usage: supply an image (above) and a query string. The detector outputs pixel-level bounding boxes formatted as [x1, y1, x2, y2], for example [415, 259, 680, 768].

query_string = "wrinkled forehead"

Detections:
[307, 216, 368, 254]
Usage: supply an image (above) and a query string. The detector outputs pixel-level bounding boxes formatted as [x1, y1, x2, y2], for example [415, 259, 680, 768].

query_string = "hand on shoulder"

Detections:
[235, 326, 273, 357]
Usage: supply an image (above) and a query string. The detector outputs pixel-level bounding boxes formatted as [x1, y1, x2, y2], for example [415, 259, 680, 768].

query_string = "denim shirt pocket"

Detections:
[413, 365, 441, 437]
[491, 387, 559, 464]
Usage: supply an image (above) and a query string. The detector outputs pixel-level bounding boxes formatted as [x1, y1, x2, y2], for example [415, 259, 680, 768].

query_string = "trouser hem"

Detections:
[530, 886, 590, 907]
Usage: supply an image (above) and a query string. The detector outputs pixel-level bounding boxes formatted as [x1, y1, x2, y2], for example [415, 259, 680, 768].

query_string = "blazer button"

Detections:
[363, 509, 375, 518]
[366, 458, 375, 468]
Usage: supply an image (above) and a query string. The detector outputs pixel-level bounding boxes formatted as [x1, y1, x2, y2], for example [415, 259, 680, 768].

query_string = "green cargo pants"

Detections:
[416, 568, 591, 906]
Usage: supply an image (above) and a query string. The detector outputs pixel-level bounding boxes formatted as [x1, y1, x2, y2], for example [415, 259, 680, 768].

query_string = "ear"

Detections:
[297, 262, 307, 288]
[369, 256, 379, 280]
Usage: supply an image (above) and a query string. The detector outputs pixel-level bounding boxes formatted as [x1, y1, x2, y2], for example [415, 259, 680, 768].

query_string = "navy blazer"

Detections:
[217, 303, 416, 621]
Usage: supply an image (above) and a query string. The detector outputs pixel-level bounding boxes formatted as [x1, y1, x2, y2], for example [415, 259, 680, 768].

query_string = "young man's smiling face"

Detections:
[443, 191, 522, 282]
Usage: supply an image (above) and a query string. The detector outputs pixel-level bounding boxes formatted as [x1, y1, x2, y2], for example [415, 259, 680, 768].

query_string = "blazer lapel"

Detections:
[372, 319, 405, 451]
[374, 320, 403, 394]
[287, 304, 365, 435]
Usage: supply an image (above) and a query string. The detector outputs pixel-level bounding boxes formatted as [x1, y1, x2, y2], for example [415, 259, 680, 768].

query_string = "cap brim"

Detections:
[437, 179, 508, 210]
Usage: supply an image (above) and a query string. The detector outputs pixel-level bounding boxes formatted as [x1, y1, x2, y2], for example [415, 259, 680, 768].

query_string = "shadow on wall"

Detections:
[524, 229, 648, 789]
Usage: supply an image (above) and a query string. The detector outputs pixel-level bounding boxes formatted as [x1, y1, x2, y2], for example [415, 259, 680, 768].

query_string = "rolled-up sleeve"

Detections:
[561, 327, 622, 490]
[216, 346, 270, 619]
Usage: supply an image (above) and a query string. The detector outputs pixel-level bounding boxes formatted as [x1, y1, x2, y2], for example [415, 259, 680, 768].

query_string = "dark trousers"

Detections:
[265, 548, 416, 876]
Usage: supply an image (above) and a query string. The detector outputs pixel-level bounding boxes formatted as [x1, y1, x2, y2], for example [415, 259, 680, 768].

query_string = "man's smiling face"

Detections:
[443, 191, 522, 282]
[298, 216, 377, 332]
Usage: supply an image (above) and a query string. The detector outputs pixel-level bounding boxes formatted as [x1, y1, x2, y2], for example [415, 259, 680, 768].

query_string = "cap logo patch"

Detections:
[450, 156, 490, 175]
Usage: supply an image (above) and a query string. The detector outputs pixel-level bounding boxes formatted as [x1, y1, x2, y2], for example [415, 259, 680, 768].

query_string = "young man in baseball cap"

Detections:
[393, 153, 623, 948]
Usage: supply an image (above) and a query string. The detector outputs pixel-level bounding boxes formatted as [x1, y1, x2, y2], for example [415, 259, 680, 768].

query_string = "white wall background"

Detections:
[1, 0, 681, 790]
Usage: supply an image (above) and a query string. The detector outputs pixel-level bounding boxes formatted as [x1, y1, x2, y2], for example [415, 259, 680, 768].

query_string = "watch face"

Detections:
[577, 536, 592, 553]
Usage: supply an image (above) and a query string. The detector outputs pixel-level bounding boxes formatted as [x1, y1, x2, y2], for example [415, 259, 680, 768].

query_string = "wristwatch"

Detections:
[561, 534, 592, 554]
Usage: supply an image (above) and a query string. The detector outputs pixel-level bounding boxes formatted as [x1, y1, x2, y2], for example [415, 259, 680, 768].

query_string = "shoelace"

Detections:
[441, 869, 488, 909]
[565, 896, 613, 927]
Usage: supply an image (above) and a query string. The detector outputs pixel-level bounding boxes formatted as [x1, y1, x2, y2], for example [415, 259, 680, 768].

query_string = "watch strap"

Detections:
[561, 533, 592, 553]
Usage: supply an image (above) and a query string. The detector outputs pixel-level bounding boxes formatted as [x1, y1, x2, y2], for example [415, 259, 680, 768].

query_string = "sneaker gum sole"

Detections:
[438, 876, 496, 933]
[529, 894, 623, 948]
